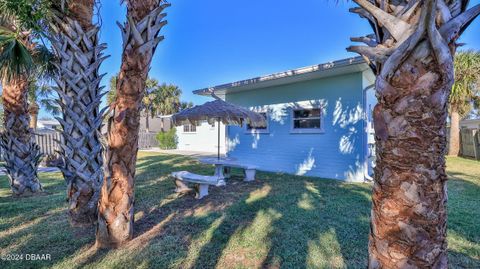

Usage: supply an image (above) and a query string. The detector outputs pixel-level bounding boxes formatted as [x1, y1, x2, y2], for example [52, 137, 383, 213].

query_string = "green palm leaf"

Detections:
[0, 28, 33, 80]
[450, 50, 480, 117]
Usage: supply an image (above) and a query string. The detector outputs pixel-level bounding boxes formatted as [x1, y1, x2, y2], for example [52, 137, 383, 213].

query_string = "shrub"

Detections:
[156, 128, 178, 149]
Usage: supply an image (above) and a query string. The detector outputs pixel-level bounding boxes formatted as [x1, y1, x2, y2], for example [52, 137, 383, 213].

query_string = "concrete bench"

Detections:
[171, 171, 226, 199]
[221, 163, 258, 182]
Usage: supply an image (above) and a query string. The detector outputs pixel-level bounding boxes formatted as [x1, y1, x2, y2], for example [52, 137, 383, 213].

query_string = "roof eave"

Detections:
[194, 56, 368, 96]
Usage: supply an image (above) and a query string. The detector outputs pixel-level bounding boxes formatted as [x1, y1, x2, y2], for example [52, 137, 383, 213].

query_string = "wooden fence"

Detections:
[34, 132, 158, 153]
[460, 128, 480, 160]
[138, 132, 159, 149]
[35, 132, 62, 155]
[0, 131, 159, 160]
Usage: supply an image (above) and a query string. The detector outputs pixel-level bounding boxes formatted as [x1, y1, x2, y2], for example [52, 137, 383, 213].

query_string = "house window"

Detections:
[246, 112, 268, 133]
[209, 121, 216, 130]
[183, 124, 196, 133]
[291, 108, 323, 133]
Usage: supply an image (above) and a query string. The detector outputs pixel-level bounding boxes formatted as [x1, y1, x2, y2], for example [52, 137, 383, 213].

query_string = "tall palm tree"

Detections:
[27, 45, 57, 131]
[348, 0, 480, 267]
[27, 81, 60, 130]
[142, 82, 182, 132]
[107, 76, 162, 132]
[0, 15, 43, 196]
[96, 0, 170, 248]
[47, 1, 107, 226]
[179, 101, 194, 111]
[448, 50, 480, 156]
[142, 79, 160, 132]
[155, 83, 182, 115]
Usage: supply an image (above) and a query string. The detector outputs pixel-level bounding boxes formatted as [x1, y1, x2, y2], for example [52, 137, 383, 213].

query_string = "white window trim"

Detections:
[245, 112, 269, 134]
[290, 106, 325, 134]
[182, 124, 197, 134]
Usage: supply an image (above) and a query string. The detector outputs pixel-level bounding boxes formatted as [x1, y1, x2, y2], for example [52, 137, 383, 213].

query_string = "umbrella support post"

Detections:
[217, 118, 221, 160]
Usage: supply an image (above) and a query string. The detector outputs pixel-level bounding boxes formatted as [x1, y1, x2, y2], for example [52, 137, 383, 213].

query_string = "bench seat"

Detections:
[171, 171, 226, 199]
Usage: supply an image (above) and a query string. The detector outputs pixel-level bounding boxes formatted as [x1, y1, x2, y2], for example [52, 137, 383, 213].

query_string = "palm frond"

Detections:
[0, 28, 34, 80]
[39, 98, 60, 116]
[27, 79, 59, 116]
[450, 50, 480, 117]
[31, 43, 56, 80]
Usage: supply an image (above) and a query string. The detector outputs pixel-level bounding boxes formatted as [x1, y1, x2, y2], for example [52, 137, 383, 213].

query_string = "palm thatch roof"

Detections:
[171, 99, 266, 127]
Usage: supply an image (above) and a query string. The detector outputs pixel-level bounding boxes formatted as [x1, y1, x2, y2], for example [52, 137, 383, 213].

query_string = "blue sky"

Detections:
[41, 0, 480, 117]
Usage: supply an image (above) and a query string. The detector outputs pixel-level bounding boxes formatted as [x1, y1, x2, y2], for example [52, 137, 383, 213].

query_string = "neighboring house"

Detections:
[139, 115, 172, 133]
[37, 119, 61, 133]
[135, 114, 226, 154]
[194, 57, 376, 182]
[101, 115, 172, 134]
[460, 118, 480, 129]
[175, 121, 227, 154]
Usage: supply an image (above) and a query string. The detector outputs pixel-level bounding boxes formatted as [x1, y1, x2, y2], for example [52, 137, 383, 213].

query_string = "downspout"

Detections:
[363, 84, 374, 182]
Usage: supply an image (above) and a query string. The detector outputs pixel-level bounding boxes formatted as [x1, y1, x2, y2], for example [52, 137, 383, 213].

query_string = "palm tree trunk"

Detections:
[448, 108, 461, 156]
[28, 102, 39, 131]
[370, 63, 450, 269]
[49, 0, 106, 226]
[347, 0, 480, 267]
[145, 110, 150, 132]
[96, 0, 169, 248]
[0, 77, 42, 196]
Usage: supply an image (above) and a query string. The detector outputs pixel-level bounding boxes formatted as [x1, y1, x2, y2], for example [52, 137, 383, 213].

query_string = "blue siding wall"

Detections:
[225, 72, 367, 181]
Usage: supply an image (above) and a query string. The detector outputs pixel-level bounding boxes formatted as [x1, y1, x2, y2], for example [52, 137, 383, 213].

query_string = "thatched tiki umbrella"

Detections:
[172, 96, 266, 159]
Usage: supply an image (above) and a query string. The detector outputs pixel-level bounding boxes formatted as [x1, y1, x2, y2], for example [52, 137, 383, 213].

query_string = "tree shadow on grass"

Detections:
[4, 153, 477, 268]
[74, 152, 373, 268]
[48, 153, 230, 268]
[0, 172, 66, 232]
[445, 171, 480, 268]
[0, 173, 97, 269]
[133, 153, 226, 236]
[169, 169, 373, 269]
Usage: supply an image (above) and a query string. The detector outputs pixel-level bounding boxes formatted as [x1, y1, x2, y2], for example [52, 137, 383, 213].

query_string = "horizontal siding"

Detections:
[225, 72, 367, 181]
[176, 121, 226, 153]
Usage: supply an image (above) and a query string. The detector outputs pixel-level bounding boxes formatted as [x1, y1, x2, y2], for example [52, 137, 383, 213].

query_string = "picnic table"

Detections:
[199, 157, 258, 182]
[170, 158, 258, 199]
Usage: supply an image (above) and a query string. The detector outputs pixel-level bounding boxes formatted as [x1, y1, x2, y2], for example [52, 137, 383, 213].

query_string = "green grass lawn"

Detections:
[0, 153, 478, 268]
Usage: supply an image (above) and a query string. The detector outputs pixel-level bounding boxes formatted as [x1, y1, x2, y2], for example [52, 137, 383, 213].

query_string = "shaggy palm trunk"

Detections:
[96, 0, 169, 248]
[49, 0, 107, 226]
[28, 102, 39, 130]
[1, 78, 42, 196]
[448, 108, 460, 156]
[348, 0, 480, 267]
[370, 57, 451, 268]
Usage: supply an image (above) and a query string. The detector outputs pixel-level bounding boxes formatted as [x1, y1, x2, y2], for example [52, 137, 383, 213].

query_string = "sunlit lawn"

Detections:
[0, 152, 478, 268]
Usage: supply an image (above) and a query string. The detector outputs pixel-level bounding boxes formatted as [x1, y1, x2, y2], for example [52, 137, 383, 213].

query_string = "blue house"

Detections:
[194, 57, 376, 182]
